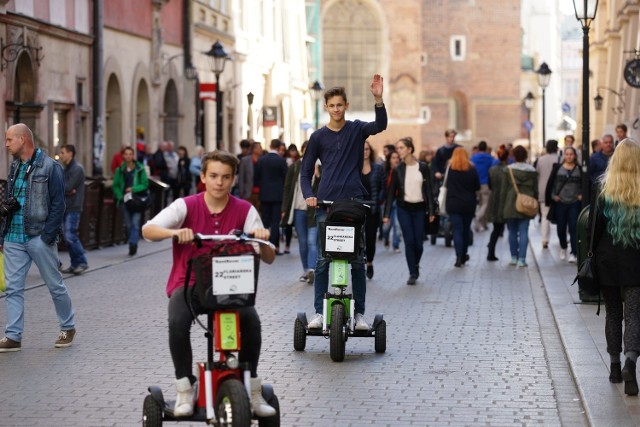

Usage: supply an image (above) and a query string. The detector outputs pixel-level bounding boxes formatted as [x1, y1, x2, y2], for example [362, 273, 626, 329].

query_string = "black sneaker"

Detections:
[54, 329, 76, 348]
[0, 336, 21, 352]
[622, 359, 638, 396]
[129, 244, 138, 256]
[366, 265, 374, 279]
[406, 275, 417, 285]
[610, 362, 623, 383]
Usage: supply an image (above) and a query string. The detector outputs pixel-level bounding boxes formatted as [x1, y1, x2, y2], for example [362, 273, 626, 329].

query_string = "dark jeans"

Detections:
[168, 286, 261, 381]
[555, 200, 581, 255]
[449, 213, 473, 257]
[63, 211, 87, 268]
[488, 222, 505, 255]
[313, 208, 366, 315]
[396, 205, 425, 277]
[260, 201, 281, 249]
[365, 210, 380, 263]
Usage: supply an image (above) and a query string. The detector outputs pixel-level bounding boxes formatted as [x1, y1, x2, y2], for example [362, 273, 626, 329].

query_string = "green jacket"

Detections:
[499, 164, 538, 220]
[486, 162, 508, 224]
[112, 161, 149, 205]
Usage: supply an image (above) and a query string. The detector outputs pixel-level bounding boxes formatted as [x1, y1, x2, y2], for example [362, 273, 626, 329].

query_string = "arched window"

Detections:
[322, 0, 382, 111]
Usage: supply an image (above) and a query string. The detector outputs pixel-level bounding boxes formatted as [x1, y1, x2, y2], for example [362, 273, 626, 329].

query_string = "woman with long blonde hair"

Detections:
[445, 147, 480, 267]
[594, 139, 640, 395]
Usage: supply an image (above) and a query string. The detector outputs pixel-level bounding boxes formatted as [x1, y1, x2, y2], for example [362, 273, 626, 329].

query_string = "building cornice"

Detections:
[0, 12, 93, 46]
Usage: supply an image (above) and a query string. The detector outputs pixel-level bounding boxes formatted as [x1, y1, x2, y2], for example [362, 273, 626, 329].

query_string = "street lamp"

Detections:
[536, 62, 552, 149]
[204, 41, 229, 150]
[247, 92, 254, 139]
[573, 0, 599, 207]
[524, 91, 535, 159]
[311, 80, 324, 130]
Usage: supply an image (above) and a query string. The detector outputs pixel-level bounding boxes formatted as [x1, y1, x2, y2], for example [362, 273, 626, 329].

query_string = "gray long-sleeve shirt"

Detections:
[63, 159, 85, 212]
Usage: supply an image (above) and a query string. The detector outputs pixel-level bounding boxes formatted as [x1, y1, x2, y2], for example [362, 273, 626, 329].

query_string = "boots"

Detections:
[454, 256, 463, 268]
[622, 359, 638, 396]
[174, 377, 197, 417]
[250, 377, 276, 417]
[487, 243, 498, 261]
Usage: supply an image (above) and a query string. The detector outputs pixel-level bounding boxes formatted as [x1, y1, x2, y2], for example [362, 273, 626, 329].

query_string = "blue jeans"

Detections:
[555, 201, 580, 255]
[383, 202, 401, 249]
[63, 211, 88, 268]
[449, 213, 473, 257]
[313, 208, 366, 315]
[3, 237, 75, 341]
[506, 218, 530, 261]
[122, 205, 142, 245]
[396, 205, 425, 277]
[293, 209, 318, 271]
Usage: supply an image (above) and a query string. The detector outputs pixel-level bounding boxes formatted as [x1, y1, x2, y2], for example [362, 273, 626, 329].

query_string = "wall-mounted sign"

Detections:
[263, 106, 278, 126]
[200, 83, 216, 100]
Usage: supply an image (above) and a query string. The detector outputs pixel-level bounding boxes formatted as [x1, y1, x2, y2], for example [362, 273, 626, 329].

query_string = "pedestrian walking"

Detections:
[383, 137, 436, 285]
[112, 146, 150, 256]
[58, 144, 89, 274]
[238, 141, 263, 210]
[281, 141, 319, 284]
[362, 140, 384, 279]
[485, 145, 509, 261]
[382, 151, 402, 252]
[547, 146, 582, 263]
[254, 139, 288, 252]
[593, 139, 640, 396]
[499, 145, 538, 267]
[0, 123, 76, 352]
[175, 145, 191, 198]
[300, 74, 387, 330]
[446, 147, 480, 267]
[470, 140, 497, 232]
[432, 128, 461, 182]
[535, 140, 559, 249]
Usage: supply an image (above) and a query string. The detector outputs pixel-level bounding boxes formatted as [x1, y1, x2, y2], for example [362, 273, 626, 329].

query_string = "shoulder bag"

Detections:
[437, 166, 449, 216]
[508, 167, 538, 218]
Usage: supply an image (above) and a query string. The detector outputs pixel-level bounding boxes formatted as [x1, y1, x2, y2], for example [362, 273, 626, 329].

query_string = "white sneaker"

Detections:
[568, 253, 577, 263]
[308, 313, 323, 329]
[559, 249, 566, 260]
[174, 377, 197, 417]
[354, 313, 369, 331]
[250, 377, 277, 417]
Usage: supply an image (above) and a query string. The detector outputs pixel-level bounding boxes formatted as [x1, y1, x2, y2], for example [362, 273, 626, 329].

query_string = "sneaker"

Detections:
[509, 257, 518, 266]
[54, 329, 76, 348]
[568, 253, 577, 264]
[73, 264, 89, 275]
[366, 265, 374, 279]
[0, 336, 21, 352]
[517, 259, 528, 267]
[307, 270, 314, 285]
[354, 313, 369, 331]
[559, 249, 566, 260]
[622, 359, 639, 396]
[129, 243, 138, 256]
[610, 362, 623, 383]
[59, 266, 75, 274]
[250, 377, 277, 417]
[307, 313, 323, 329]
[299, 273, 308, 282]
[174, 377, 197, 417]
[406, 275, 417, 285]
[394, 248, 401, 253]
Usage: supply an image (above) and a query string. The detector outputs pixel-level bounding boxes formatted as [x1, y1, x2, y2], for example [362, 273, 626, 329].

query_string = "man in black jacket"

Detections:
[59, 144, 89, 274]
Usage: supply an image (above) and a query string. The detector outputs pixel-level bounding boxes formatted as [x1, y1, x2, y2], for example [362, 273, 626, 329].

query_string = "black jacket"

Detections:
[384, 161, 436, 217]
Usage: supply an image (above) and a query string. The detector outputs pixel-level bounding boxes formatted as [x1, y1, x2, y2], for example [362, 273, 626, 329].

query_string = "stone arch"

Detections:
[163, 79, 179, 144]
[105, 73, 123, 175]
[135, 79, 151, 153]
[9, 52, 41, 134]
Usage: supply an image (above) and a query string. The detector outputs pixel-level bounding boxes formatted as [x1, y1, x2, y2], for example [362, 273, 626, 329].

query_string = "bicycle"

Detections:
[143, 232, 280, 427]
[293, 200, 386, 362]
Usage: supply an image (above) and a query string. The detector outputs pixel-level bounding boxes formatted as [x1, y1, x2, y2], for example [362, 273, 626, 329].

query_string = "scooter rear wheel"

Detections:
[216, 379, 252, 427]
[329, 303, 346, 362]
[293, 318, 306, 351]
[374, 320, 386, 353]
[142, 394, 163, 427]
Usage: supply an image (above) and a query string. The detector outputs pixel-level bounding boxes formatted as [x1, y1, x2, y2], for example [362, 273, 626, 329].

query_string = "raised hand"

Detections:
[370, 74, 383, 99]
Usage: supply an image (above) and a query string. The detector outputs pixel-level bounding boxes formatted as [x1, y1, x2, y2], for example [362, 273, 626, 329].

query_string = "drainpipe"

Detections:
[92, 0, 104, 176]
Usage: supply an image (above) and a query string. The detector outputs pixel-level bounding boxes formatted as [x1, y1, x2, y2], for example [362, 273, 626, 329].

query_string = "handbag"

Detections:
[124, 189, 152, 212]
[572, 201, 600, 298]
[425, 214, 440, 236]
[437, 167, 449, 216]
[508, 167, 538, 218]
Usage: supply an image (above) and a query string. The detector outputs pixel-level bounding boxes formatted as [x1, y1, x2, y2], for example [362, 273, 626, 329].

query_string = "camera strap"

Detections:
[11, 148, 39, 198]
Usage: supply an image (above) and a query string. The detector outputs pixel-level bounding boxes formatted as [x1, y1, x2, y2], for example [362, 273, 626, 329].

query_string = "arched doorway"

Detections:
[105, 73, 122, 175]
[135, 80, 150, 152]
[6, 52, 42, 140]
[163, 79, 179, 145]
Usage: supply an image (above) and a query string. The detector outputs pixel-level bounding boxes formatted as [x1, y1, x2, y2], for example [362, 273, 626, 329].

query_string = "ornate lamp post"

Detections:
[204, 41, 229, 150]
[311, 80, 324, 130]
[536, 62, 552, 149]
[573, 0, 599, 206]
[524, 91, 535, 159]
[247, 92, 254, 139]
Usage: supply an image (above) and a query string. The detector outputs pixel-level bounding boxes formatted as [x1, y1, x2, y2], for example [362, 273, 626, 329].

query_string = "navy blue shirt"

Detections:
[300, 105, 387, 201]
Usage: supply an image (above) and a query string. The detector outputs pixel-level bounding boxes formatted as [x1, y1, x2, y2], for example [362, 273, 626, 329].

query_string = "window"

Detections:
[322, 0, 382, 111]
[450, 35, 466, 61]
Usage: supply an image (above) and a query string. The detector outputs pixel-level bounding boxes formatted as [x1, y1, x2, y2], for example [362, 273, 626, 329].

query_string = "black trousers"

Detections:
[168, 286, 262, 381]
[260, 201, 281, 249]
[365, 211, 380, 263]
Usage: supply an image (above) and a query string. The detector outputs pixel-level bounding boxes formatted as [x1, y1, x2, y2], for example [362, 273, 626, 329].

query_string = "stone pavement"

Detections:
[0, 221, 637, 426]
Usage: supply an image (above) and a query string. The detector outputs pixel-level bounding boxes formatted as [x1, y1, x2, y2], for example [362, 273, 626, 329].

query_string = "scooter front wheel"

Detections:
[329, 303, 346, 362]
[142, 394, 163, 427]
[216, 379, 252, 427]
